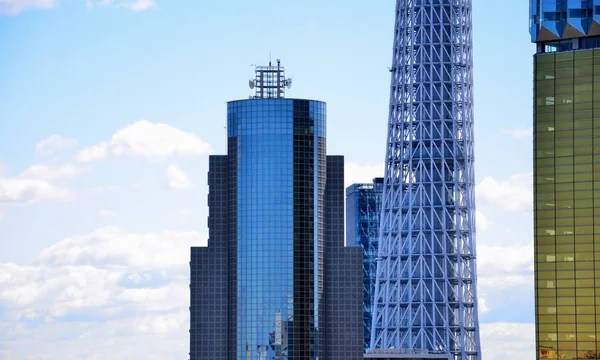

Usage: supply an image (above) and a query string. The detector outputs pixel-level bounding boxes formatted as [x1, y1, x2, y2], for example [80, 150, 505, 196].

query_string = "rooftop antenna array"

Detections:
[249, 58, 292, 99]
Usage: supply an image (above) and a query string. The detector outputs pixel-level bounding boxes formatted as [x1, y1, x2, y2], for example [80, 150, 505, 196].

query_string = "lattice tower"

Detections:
[370, 1, 482, 359]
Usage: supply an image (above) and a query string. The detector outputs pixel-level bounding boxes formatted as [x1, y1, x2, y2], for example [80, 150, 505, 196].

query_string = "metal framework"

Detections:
[249, 59, 292, 99]
[370, 1, 481, 359]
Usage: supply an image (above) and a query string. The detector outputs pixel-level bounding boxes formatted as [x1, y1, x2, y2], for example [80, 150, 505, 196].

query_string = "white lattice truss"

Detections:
[370, 1, 481, 359]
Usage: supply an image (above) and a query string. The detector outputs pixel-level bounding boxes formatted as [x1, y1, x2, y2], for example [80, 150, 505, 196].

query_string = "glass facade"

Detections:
[345, 178, 383, 352]
[190, 64, 363, 360]
[228, 99, 326, 359]
[529, 0, 600, 43]
[534, 49, 600, 359]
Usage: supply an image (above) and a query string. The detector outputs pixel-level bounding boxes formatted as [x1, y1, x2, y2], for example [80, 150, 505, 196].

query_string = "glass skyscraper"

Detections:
[370, 1, 481, 359]
[346, 178, 384, 352]
[530, 2, 600, 359]
[189, 61, 363, 360]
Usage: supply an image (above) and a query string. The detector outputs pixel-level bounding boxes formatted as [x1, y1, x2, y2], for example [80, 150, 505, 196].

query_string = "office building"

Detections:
[370, 1, 482, 359]
[346, 178, 384, 352]
[530, 2, 600, 359]
[189, 61, 363, 360]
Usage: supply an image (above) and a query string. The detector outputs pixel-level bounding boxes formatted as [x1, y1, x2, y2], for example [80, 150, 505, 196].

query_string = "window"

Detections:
[543, 11, 564, 21]
[568, 8, 590, 18]
[545, 41, 574, 53]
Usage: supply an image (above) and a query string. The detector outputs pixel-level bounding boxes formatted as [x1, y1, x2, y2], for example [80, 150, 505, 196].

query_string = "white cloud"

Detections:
[0, 0, 154, 15]
[479, 274, 533, 291]
[476, 242, 534, 315]
[0, 226, 204, 358]
[76, 120, 211, 163]
[478, 244, 534, 276]
[0, 263, 118, 310]
[86, 0, 155, 11]
[0, 178, 72, 204]
[477, 242, 534, 302]
[98, 210, 117, 218]
[166, 164, 192, 189]
[0, 163, 82, 205]
[345, 162, 384, 187]
[35, 226, 206, 268]
[85, 0, 113, 7]
[476, 210, 491, 232]
[118, 0, 154, 11]
[87, 185, 122, 193]
[476, 173, 533, 213]
[0, 0, 55, 16]
[35, 135, 78, 156]
[20, 163, 85, 181]
[0, 314, 188, 359]
[75, 143, 108, 163]
[478, 297, 490, 314]
[500, 127, 533, 139]
[169, 209, 190, 222]
[480, 323, 535, 360]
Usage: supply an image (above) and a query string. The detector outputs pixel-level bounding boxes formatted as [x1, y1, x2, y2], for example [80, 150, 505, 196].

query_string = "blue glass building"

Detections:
[530, 2, 600, 359]
[189, 61, 363, 360]
[346, 178, 384, 352]
[530, 0, 600, 47]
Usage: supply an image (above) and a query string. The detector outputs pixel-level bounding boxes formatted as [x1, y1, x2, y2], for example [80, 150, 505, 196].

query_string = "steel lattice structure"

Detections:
[370, 1, 481, 359]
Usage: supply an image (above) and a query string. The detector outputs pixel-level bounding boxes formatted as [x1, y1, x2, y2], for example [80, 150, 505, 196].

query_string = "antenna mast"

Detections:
[248, 58, 292, 99]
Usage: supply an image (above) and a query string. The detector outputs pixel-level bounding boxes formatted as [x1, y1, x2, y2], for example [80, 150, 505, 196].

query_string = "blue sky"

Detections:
[0, 1, 536, 359]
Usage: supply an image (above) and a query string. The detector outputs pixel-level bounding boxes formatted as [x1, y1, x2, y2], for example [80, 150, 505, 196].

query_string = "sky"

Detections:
[0, 0, 536, 359]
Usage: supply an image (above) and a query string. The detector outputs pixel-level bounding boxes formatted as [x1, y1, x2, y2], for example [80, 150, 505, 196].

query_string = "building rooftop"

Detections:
[364, 353, 451, 360]
[530, 0, 600, 42]
[248, 59, 292, 99]
[365, 349, 452, 359]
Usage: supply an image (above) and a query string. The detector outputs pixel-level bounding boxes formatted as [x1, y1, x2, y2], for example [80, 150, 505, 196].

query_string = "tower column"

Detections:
[370, 2, 482, 359]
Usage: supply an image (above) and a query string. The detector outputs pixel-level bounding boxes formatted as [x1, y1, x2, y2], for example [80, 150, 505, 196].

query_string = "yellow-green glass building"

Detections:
[531, 2, 600, 359]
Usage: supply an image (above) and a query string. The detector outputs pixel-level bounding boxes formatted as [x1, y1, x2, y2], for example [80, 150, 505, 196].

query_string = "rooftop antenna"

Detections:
[248, 57, 292, 99]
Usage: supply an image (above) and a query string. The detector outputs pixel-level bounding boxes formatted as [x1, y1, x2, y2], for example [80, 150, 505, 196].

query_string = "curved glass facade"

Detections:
[227, 98, 326, 359]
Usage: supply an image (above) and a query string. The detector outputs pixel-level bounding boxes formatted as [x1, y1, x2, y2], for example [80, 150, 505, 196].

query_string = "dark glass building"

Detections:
[346, 178, 384, 352]
[530, 1, 600, 359]
[189, 61, 363, 360]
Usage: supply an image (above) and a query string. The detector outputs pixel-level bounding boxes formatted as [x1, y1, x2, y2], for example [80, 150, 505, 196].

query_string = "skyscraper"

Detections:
[189, 61, 363, 360]
[346, 178, 383, 351]
[346, 178, 384, 352]
[530, 2, 600, 359]
[370, 1, 481, 359]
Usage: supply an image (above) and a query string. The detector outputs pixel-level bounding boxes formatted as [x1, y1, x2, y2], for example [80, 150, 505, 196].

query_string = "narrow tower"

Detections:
[346, 178, 384, 352]
[370, 1, 481, 359]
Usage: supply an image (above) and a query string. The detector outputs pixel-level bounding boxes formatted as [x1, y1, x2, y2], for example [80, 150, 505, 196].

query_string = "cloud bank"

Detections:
[0, 0, 55, 15]
[166, 164, 193, 189]
[0, 0, 155, 15]
[76, 120, 212, 163]
[0, 226, 206, 359]
[35, 135, 78, 156]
